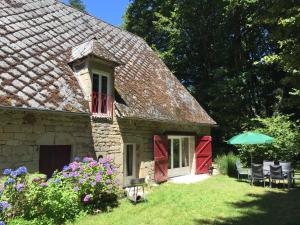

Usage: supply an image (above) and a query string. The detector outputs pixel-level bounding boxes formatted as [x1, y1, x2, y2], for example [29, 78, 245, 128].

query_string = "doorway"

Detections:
[167, 136, 191, 177]
[39, 145, 71, 178]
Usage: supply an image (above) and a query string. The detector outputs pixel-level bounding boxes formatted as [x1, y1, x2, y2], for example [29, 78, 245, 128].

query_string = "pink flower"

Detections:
[88, 161, 97, 167]
[106, 169, 113, 176]
[69, 162, 79, 171]
[83, 157, 94, 163]
[83, 194, 92, 203]
[95, 174, 102, 182]
[40, 182, 48, 187]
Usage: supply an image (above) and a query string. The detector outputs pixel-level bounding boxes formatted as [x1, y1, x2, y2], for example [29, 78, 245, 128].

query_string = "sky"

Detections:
[63, 0, 130, 26]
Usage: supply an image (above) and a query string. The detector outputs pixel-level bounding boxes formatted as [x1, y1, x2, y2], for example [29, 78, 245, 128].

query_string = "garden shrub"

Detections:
[215, 152, 239, 176]
[0, 157, 120, 225]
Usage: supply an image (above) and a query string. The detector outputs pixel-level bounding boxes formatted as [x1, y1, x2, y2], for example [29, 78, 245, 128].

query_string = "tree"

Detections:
[124, 0, 300, 152]
[68, 0, 86, 12]
[238, 114, 300, 163]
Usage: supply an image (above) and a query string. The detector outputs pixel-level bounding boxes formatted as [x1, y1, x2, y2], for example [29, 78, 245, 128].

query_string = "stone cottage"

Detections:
[0, 0, 216, 185]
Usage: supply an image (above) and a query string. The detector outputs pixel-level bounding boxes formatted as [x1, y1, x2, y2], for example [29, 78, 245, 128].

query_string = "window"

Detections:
[91, 72, 113, 117]
[126, 145, 134, 176]
[124, 143, 136, 183]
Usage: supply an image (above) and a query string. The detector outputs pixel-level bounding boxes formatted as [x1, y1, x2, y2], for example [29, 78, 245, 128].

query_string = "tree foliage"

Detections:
[124, 0, 300, 154]
[238, 114, 300, 163]
[68, 0, 86, 12]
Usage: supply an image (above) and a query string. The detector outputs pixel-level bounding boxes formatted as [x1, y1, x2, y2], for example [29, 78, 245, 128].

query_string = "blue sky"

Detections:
[63, 0, 130, 26]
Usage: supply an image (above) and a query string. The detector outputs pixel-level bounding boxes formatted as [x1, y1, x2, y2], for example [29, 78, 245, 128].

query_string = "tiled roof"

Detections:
[69, 38, 122, 65]
[0, 0, 216, 125]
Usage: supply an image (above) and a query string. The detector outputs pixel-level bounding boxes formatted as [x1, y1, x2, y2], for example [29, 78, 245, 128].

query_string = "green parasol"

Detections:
[227, 131, 274, 164]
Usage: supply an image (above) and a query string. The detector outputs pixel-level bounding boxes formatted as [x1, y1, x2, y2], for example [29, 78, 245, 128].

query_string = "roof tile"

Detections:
[0, 0, 216, 125]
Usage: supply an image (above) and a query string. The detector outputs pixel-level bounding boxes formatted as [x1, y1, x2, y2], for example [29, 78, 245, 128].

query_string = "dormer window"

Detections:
[92, 72, 113, 118]
[68, 38, 122, 119]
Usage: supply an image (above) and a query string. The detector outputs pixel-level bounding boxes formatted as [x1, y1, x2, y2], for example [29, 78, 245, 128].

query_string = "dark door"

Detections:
[154, 135, 168, 183]
[39, 145, 71, 178]
[195, 136, 212, 174]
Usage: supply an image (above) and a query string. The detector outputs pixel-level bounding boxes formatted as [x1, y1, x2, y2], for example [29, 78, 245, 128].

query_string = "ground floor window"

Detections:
[124, 143, 136, 185]
[39, 145, 71, 178]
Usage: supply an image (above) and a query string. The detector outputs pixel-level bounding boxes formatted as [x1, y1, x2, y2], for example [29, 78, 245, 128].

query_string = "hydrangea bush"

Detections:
[0, 157, 120, 225]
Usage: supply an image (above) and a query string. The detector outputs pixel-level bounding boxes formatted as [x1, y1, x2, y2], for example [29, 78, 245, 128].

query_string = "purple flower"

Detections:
[79, 179, 84, 184]
[82, 157, 94, 163]
[62, 173, 69, 178]
[0, 201, 10, 211]
[83, 194, 92, 202]
[16, 166, 27, 176]
[83, 173, 89, 179]
[74, 186, 79, 192]
[88, 161, 97, 167]
[95, 174, 102, 182]
[2, 169, 12, 176]
[68, 171, 80, 178]
[106, 169, 113, 176]
[40, 182, 48, 187]
[4, 178, 15, 186]
[69, 162, 79, 171]
[14, 183, 25, 192]
[105, 179, 111, 184]
[63, 165, 70, 171]
[0, 221, 5, 225]
[91, 182, 96, 187]
[104, 163, 111, 169]
[10, 171, 18, 178]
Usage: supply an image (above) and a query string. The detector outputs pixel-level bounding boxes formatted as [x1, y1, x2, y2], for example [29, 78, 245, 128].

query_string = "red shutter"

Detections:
[195, 136, 212, 174]
[154, 135, 168, 183]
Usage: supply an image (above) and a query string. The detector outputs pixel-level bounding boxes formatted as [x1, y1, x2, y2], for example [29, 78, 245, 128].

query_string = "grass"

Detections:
[71, 175, 300, 225]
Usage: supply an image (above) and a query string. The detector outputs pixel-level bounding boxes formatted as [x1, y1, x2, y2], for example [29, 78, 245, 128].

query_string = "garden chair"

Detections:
[236, 160, 250, 181]
[251, 163, 266, 187]
[263, 160, 274, 176]
[279, 162, 293, 187]
[270, 165, 286, 188]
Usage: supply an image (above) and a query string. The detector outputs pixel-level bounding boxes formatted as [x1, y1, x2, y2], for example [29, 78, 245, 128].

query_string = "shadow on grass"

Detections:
[195, 187, 300, 225]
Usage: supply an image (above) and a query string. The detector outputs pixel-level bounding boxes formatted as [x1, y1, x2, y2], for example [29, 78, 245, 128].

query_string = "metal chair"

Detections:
[279, 162, 293, 187]
[251, 163, 266, 187]
[263, 160, 274, 175]
[270, 165, 286, 188]
[236, 160, 250, 181]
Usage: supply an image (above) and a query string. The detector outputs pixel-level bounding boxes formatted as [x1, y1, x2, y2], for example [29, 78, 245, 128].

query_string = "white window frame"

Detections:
[92, 69, 112, 95]
[123, 143, 136, 186]
[168, 136, 191, 177]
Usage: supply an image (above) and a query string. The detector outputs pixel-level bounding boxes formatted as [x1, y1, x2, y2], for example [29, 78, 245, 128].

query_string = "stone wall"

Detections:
[0, 109, 94, 172]
[0, 108, 211, 184]
[91, 114, 123, 180]
[118, 118, 211, 181]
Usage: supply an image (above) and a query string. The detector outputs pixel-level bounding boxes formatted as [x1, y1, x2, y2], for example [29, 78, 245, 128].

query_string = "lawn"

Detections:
[71, 175, 300, 225]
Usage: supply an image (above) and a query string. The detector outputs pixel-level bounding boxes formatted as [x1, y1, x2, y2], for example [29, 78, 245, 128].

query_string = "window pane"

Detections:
[168, 139, 171, 169]
[101, 76, 108, 94]
[173, 139, 180, 168]
[92, 74, 99, 92]
[126, 145, 133, 176]
[182, 138, 189, 167]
